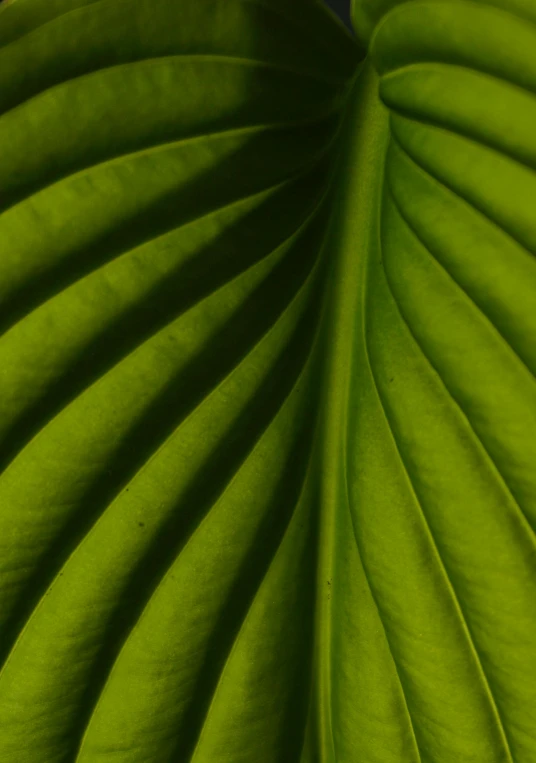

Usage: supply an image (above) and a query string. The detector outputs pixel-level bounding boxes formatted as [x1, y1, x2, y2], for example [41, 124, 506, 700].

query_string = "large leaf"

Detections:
[0, 0, 535, 760]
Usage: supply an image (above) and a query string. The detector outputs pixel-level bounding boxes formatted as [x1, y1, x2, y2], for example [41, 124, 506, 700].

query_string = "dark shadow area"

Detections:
[0, 115, 337, 337]
[324, 0, 353, 31]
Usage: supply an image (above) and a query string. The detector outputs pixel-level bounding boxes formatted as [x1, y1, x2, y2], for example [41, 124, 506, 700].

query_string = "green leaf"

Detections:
[0, 0, 534, 761]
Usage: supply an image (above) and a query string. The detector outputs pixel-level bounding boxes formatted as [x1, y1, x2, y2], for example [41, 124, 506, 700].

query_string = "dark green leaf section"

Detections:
[0, 1, 358, 760]
[1, 0, 535, 761]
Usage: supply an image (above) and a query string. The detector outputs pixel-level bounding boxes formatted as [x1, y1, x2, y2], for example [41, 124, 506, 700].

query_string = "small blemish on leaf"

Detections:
[138, 521, 145, 527]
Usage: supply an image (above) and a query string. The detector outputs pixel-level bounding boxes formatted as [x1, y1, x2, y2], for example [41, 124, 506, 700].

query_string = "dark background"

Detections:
[324, 0, 352, 29]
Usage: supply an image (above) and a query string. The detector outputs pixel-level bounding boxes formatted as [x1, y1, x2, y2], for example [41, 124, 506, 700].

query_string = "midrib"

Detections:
[307, 56, 390, 763]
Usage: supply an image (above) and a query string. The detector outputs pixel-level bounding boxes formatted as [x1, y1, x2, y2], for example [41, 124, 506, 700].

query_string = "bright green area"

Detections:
[0, 0, 534, 760]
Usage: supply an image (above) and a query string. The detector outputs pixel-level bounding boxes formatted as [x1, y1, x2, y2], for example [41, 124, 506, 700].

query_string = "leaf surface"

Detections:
[0, 0, 534, 761]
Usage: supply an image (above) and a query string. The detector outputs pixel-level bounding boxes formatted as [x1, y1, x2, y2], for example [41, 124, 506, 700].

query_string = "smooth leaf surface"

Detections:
[0, 0, 535, 761]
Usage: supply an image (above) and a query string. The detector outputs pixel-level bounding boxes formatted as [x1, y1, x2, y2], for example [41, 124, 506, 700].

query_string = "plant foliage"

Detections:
[0, 0, 535, 760]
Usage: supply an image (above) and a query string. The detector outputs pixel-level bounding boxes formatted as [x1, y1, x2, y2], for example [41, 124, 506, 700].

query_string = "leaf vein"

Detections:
[374, 264, 516, 763]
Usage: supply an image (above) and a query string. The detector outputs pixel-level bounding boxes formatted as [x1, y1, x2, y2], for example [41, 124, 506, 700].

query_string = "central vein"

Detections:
[309, 57, 390, 762]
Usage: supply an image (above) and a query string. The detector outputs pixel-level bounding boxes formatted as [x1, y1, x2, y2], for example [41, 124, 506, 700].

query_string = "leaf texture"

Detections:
[0, 0, 534, 761]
